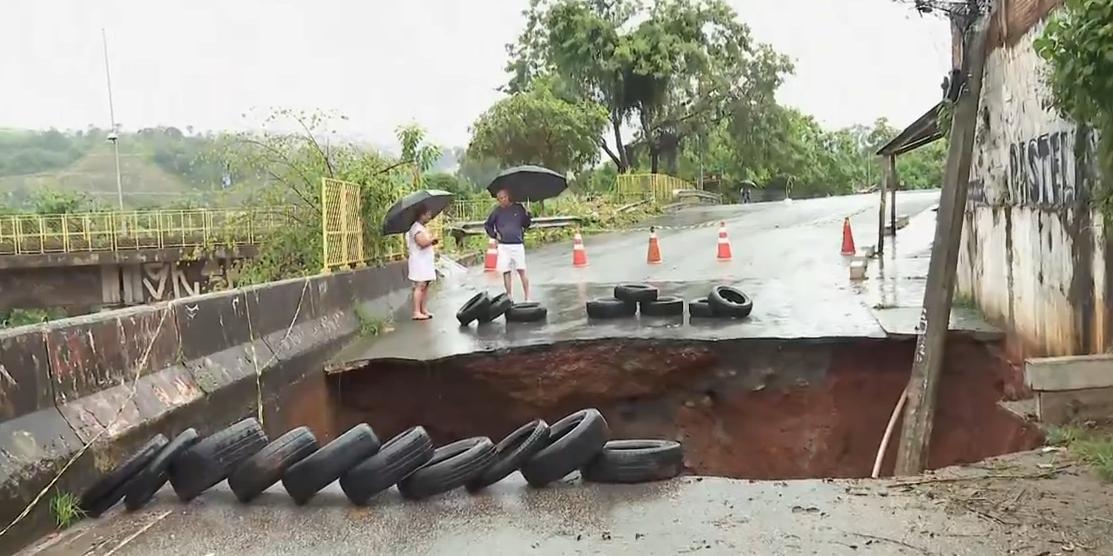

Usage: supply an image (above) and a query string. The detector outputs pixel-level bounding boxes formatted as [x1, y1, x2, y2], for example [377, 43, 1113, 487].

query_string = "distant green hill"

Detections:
[0, 128, 231, 210]
[0, 144, 203, 204]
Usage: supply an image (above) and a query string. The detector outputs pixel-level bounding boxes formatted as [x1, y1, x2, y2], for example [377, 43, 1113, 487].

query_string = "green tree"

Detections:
[507, 0, 791, 173]
[467, 81, 609, 173]
[219, 109, 441, 284]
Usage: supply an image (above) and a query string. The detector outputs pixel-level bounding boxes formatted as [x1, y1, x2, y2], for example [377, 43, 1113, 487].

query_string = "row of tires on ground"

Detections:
[456, 292, 548, 325]
[455, 284, 753, 326]
[586, 284, 754, 320]
[78, 408, 683, 517]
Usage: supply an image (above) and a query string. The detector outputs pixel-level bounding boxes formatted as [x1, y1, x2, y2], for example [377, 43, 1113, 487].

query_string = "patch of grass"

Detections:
[1045, 424, 1113, 481]
[1046, 425, 1087, 447]
[1074, 438, 1113, 481]
[354, 306, 388, 337]
[49, 491, 84, 529]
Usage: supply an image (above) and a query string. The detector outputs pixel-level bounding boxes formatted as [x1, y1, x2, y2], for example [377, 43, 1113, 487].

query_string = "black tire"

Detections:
[398, 437, 497, 500]
[478, 293, 513, 324]
[81, 434, 168, 517]
[125, 429, 200, 511]
[456, 292, 491, 325]
[708, 286, 754, 318]
[466, 419, 550, 492]
[640, 296, 684, 317]
[581, 440, 684, 484]
[228, 427, 318, 503]
[340, 426, 434, 505]
[169, 418, 268, 502]
[282, 423, 380, 505]
[521, 409, 609, 487]
[586, 297, 637, 319]
[614, 283, 658, 303]
[688, 298, 714, 318]
[506, 302, 547, 323]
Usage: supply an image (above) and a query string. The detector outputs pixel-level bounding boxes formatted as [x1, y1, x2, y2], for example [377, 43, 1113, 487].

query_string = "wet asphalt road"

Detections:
[31, 475, 1019, 556]
[332, 191, 946, 365]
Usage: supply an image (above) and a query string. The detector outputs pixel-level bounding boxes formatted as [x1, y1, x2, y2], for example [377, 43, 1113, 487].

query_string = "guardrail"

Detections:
[447, 215, 583, 246]
[0, 207, 297, 256]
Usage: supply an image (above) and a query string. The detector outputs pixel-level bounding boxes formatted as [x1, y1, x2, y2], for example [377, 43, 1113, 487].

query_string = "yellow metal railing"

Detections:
[321, 177, 366, 272]
[615, 173, 699, 203]
[445, 198, 495, 223]
[0, 207, 295, 256]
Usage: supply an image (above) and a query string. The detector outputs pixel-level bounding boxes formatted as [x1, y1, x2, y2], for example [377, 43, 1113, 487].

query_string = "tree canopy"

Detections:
[466, 80, 609, 173]
[506, 0, 793, 174]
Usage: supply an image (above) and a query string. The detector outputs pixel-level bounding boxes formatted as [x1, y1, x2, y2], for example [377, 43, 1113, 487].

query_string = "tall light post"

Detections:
[102, 28, 124, 210]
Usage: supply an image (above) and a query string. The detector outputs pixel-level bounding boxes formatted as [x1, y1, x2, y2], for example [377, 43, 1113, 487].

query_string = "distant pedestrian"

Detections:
[485, 188, 532, 301]
[406, 204, 439, 320]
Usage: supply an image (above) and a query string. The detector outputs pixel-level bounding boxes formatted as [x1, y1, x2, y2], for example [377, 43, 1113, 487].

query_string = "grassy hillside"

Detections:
[0, 128, 235, 210]
[0, 145, 205, 206]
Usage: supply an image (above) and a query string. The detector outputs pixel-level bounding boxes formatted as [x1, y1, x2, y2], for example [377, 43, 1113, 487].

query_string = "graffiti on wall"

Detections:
[142, 262, 200, 302]
[1003, 128, 1098, 208]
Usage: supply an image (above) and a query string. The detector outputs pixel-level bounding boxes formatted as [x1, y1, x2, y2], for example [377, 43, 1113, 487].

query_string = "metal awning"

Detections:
[876, 101, 946, 157]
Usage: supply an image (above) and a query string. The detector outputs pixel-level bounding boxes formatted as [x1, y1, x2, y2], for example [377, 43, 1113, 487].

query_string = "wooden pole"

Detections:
[894, 6, 994, 476]
[877, 157, 887, 255]
[889, 155, 898, 235]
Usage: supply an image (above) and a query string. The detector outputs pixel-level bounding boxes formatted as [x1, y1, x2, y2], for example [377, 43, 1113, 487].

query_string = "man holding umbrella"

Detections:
[485, 188, 533, 301]
[382, 189, 454, 321]
[484, 166, 566, 302]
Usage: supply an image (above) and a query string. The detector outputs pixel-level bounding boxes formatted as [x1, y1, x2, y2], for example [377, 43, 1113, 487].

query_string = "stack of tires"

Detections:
[687, 285, 754, 320]
[586, 283, 753, 321]
[586, 284, 683, 319]
[456, 291, 547, 325]
[77, 408, 684, 517]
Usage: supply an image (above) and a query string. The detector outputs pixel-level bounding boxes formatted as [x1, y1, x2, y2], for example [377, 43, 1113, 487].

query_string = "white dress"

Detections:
[407, 221, 436, 282]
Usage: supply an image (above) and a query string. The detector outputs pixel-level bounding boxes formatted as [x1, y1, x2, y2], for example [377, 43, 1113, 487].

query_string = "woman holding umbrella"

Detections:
[382, 189, 454, 321]
[406, 204, 438, 320]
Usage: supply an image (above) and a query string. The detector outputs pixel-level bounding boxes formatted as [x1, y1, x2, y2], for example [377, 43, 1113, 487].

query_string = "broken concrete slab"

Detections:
[1025, 354, 1113, 391]
[870, 306, 1003, 342]
[1037, 386, 1113, 425]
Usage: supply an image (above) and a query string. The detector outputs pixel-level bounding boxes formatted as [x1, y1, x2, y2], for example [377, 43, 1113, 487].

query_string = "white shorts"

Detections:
[496, 243, 527, 273]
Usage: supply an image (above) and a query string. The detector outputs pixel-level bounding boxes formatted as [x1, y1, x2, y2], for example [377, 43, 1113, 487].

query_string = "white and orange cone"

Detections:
[647, 227, 662, 264]
[841, 218, 857, 256]
[716, 221, 733, 261]
[572, 231, 589, 267]
[484, 237, 499, 272]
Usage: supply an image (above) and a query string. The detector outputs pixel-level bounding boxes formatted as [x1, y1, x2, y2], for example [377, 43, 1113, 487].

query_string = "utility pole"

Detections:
[877, 156, 887, 255]
[894, 2, 994, 475]
[102, 28, 125, 210]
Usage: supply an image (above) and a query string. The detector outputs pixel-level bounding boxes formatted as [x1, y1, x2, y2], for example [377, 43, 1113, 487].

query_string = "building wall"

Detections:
[956, 13, 1108, 357]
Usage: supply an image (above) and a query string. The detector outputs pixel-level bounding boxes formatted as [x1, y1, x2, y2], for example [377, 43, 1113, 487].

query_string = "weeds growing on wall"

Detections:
[1035, 0, 1113, 218]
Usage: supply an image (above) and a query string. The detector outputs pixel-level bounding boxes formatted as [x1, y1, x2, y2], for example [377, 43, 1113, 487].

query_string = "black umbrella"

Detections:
[381, 189, 454, 235]
[487, 165, 567, 202]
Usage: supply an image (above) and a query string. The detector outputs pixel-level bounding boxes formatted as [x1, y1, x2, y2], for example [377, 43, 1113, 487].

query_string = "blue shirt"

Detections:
[484, 203, 532, 245]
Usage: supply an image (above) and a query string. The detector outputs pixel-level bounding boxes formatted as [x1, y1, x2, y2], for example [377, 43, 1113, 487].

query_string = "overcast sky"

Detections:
[0, 0, 951, 147]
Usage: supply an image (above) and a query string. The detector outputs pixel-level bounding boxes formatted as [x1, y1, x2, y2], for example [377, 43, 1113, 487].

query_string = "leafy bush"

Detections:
[1035, 0, 1113, 214]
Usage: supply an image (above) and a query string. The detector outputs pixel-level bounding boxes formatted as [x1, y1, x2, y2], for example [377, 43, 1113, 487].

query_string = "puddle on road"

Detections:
[313, 337, 1042, 480]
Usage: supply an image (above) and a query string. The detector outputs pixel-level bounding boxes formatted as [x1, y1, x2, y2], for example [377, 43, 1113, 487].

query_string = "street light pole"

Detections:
[102, 28, 124, 210]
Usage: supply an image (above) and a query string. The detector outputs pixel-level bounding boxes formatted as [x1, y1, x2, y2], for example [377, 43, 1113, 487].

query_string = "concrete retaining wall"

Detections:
[955, 11, 1110, 359]
[0, 261, 409, 554]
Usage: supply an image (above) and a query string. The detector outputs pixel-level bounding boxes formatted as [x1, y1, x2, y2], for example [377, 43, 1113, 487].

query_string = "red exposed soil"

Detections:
[327, 337, 1043, 480]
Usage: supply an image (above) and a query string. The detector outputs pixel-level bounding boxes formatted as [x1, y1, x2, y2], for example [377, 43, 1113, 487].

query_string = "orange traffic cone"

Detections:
[484, 238, 499, 272]
[716, 221, 733, 261]
[572, 231, 589, 267]
[841, 218, 857, 256]
[647, 227, 662, 264]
